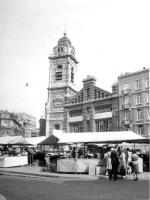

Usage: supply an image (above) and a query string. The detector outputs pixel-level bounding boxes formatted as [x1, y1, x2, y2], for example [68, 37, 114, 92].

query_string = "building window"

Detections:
[95, 119, 112, 132]
[78, 96, 80, 102]
[69, 122, 83, 132]
[58, 46, 63, 53]
[124, 95, 130, 107]
[136, 93, 142, 105]
[138, 125, 143, 135]
[125, 111, 130, 122]
[87, 88, 90, 100]
[135, 80, 141, 90]
[69, 110, 82, 117]
[147, 109, 150, 120]
[146, 93, 149, 104]
[71, 67, 74, 83]
[102, 93, 104, 98]
[137, 109, 142, 121]
[87, 121, 90, 132]
[95, 89, 97, 99]
[145, 78, 149, 88]
[98, 91, 100, 98]
[81, 92, 83, 102]
[86, 107, 90, 114]
[56, 65, 62, 81]
[95, 105, 111, 113]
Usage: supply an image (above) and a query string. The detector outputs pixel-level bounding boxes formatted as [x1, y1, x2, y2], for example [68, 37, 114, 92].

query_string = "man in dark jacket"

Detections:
[109, 148, 119, 180]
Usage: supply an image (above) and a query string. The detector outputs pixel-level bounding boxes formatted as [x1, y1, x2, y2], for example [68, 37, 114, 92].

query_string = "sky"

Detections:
[0, 0, 150, 127]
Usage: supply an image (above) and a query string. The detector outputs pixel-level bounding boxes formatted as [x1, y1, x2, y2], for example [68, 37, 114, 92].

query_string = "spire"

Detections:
[64, 23, 67, 37]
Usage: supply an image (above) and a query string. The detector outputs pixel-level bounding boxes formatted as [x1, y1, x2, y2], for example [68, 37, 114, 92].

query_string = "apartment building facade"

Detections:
[16, 112, 37, 137]
[0, 110, 24, 136]
[118, 68, 149, 137]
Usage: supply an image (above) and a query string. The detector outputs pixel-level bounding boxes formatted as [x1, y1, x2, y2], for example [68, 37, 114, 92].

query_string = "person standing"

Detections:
[118, 148, 127, 178]
[109, 148, 119, 180]
[104, 147, 112, 177]
[132, 150, 139, 181]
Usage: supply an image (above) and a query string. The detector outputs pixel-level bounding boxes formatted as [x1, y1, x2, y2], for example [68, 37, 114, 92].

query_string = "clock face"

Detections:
[53, 98, 63, 108]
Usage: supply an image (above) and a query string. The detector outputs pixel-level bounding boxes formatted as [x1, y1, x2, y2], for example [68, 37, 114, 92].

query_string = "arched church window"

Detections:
[58, 46, 63, 53]
[56, 65, 62, 81]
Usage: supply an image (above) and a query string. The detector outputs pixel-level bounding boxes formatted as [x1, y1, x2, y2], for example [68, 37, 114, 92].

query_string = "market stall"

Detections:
[53, 130, 148, 174]
[0, 136, 28, 167]
[38, 130, 148, 174]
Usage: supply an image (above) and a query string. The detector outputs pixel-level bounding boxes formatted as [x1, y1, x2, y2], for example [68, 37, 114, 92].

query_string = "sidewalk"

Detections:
[0, 165, 150, 181]
[0, 165, 98, 180]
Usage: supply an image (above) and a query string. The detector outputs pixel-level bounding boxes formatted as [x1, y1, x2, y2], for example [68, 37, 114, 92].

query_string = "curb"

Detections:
[0, 170, 149, 180]
[0, 170, 99, 180]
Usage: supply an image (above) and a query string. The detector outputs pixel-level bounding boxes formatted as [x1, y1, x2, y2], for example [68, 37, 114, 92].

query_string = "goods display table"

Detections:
[0, 155, 28, 167]
[57, 158, 100, 173]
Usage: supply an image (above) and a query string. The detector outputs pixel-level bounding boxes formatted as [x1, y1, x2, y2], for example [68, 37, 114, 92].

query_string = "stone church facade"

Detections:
[45, 33, 78, 137]
[45, 33, 119, 137]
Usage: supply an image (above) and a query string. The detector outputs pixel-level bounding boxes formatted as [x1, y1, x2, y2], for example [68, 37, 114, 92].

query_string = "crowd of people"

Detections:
[104, 146, 140, 181]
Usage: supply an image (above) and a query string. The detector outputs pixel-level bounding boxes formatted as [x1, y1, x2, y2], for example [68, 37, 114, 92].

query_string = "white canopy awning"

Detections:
[0, 136, 27, 145]
[25, 136, 46, 146]
[53, 130, 146, 144]
[0, 136, 46, 145]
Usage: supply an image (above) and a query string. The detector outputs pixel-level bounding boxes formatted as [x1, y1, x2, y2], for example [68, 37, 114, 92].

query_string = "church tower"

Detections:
[45, 32, 78, 136]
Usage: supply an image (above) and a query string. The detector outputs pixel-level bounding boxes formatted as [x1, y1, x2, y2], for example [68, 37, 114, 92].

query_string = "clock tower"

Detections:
[45, 32, 78, 136]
